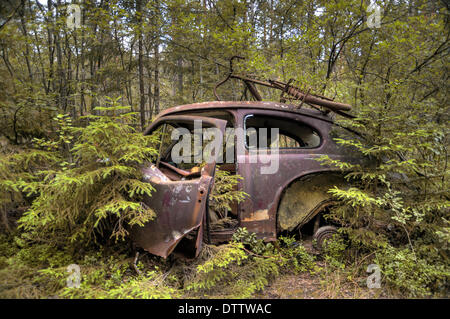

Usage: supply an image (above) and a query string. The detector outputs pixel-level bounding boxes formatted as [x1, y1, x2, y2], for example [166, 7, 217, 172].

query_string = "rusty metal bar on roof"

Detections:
[215, 73, 352, 114]
[213, 56, 353, 115]
[268, 80, 352, 112]
[243, 80, 262, 101]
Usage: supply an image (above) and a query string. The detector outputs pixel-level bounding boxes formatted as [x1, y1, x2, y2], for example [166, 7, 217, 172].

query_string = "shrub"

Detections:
[376, 246, 449, 297]
[2, 97, 159, 248]
[185, 229, 319, 298]
[208, 166, 248, 217]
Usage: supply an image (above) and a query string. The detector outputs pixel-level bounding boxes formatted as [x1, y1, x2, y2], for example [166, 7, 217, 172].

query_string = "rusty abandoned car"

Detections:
[131, 62, 363, 258]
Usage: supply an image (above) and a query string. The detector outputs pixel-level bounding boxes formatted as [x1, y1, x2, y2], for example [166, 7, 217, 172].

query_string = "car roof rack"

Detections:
[214, 56, 355, 119]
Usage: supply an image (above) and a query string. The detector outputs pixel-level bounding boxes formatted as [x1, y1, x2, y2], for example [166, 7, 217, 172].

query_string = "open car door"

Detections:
[130, 115, 227, 258]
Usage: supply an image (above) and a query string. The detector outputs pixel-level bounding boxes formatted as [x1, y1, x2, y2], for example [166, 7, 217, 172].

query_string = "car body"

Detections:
[130, 101, 362, 258]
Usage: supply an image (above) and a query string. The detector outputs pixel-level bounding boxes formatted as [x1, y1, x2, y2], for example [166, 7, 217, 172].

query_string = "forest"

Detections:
[0, 0, 448, 299]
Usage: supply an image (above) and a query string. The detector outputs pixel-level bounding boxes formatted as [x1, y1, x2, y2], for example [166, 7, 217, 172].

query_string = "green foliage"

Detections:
[186, 245, 280, 298]
[232, 227, 273, 255]
[0, 141, 60, 232]
[277, 236, 319, 274]
[321, 235, 348, 271]
[375, 246, 450, 297]
[208, 167, 248, 216]
[316, 82, 449, 296]
[0, 239, 179, 299]
[59, 256, 179, 299]
[185, 242, 249, 294]
[0, 0, 448, 299]
[186, 229, 320, 298]
[0, 236, 76, 298]
[3, 97, 159, 247]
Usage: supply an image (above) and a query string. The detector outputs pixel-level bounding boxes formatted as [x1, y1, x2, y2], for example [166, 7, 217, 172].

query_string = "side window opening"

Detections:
[176, 110, 237, 166]
[150, 123, 214, 171]
[147, 117, 238, 180]
[244, 114, 321, 149]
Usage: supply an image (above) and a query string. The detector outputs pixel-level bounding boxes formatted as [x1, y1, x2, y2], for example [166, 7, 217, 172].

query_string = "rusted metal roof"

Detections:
[156, 101, 333, 121]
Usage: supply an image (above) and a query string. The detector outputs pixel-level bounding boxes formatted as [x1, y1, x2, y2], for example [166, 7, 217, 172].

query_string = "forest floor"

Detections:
[254, 240, 398, 299]
[255, 266, 394, 299]
[0, 233, 406, 299]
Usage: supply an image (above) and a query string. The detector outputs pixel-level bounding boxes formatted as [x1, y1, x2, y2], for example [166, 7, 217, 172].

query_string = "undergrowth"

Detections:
[2, 226, 447, 299]
[0, 228, 323, 299]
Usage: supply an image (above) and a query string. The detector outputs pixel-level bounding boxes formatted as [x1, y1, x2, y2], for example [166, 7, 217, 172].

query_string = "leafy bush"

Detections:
[316, 88, 449, 297]
[321, 235, 348, 271]
[376, 246, 449, 297]
[8, 97, 160, 247]
[0, 139, 60, 233]
[277, 236, 319, 274]
[232, 227, 274, 255]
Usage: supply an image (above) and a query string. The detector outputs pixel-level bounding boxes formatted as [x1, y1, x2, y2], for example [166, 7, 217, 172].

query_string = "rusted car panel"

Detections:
[130, 171, 212, 258]
[132, 102, 361, 257]
[277, 174, 347, 231]
[156, 101, 334, 123]
[233, 107, 361, 240]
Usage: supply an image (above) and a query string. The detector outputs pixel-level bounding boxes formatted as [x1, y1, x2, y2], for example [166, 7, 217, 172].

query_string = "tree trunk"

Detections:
[137, 0, 146, 131]
[153, 0, 160, 115]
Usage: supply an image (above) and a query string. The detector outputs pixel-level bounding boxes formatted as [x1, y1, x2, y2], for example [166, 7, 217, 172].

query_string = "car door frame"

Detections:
[131, 115, 227, 258]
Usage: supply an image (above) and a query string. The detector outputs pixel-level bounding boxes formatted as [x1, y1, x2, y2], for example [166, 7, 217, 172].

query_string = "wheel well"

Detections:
[276, 172, 348, 233]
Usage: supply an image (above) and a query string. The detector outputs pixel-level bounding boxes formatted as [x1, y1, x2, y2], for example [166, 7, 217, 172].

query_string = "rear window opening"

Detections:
[244, 114, 321, 149]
